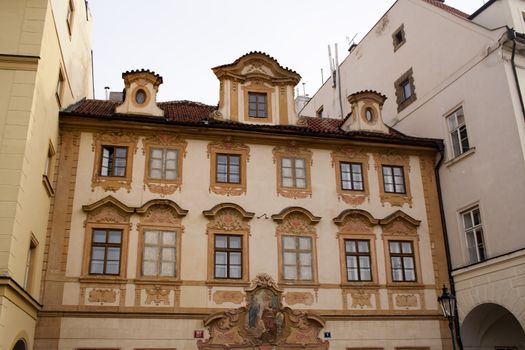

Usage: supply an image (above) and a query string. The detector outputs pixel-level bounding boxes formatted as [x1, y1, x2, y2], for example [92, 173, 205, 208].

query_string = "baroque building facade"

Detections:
[35, 52, 451, 349]
[0, 0, 92, 349]
[300, 0, 525, 347]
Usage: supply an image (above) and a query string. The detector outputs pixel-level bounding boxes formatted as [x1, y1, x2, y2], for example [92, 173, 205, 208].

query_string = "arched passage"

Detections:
[462, 303, 525, 350]
[12, 339, 27, 350]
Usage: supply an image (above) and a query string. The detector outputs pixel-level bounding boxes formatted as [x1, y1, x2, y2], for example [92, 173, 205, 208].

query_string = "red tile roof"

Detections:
[62, 99, 442, 148]
[212, 51, 301, 78]
[423, 0, 469, 18]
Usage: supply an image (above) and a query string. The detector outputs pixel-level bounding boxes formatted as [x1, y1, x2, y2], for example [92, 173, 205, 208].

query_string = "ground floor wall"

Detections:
[0, 289, 37, 350]
[453, 249, 525, 349]
[34, 316, 448, 350]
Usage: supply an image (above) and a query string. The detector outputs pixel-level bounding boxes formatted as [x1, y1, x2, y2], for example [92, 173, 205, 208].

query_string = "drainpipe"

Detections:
[434, 147, 463, 350]
[508, 28, 525, 122]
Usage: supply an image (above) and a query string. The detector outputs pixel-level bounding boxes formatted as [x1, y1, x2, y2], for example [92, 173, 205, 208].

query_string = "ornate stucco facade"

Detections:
[0, 1, 92, 349]
[35, 53, 451, 349]
[301, 0, 525, 347]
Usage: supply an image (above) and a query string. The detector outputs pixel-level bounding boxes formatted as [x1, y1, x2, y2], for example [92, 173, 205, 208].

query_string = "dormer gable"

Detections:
[115, 69, 164, 117]
[212, 52, 301, 126]
[341, 90, 389, 134]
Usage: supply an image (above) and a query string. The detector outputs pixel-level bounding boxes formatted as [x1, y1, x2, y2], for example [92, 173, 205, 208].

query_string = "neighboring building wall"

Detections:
[300, 0, 525, 344]
[0, 0, 92, 348]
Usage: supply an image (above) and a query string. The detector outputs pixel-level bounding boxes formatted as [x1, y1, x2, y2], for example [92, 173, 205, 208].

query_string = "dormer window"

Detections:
[248, 92, 267, 118]
[135, 89, 146, 104]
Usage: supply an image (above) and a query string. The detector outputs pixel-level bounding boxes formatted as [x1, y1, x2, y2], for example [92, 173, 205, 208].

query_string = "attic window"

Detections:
[365, 108, 374, 123]
[392, 25, 406, 51]
[316, 106, 324, 118]
[135, 89, 146, 105]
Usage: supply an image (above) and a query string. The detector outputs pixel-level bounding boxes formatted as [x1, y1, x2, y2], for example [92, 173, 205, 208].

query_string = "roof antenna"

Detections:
[302, 82, 307, 96]
[104, 86, 110, 100]
[346, 33, 358, 49]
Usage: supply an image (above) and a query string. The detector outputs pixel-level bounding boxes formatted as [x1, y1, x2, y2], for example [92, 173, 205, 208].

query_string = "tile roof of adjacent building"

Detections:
[122, 69, 164, 84]
[423, 0, 469, 19]
[62, 99, 443, 149]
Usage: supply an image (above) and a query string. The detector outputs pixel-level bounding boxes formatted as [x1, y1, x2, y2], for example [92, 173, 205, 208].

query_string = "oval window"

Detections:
[365, 108, 374, 122]
[135, 89, 146, 104]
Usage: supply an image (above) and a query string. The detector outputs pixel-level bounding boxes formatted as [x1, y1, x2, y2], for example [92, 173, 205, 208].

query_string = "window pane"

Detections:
[345, 240, 357, 253]
[229, 252, 241, 265]
[113, 167, 125, 177]
[166, 150, 178, 160]
[145, 230, 158, 244]
[295, 178, 306, 188]
[106, 261, 119, 274]
[165, 170, 177, 180]
[93, 230, 107, 243]
[299, 252, 311, 266]
[463, 212, 473, 229]
[229, 265, 241, 279]
[340, 163, 350, 172]
[389, 242, 401, 253]
[229, 156, 240, 165]
[215, 252, 227, 265]
[215, 236, 227, 248]
[295, 158, 305, 168]
[284, 266, 297, 280]
[91, 246, 105, 260]
[473, 209, 481, 226]
[215, 265, 227, 278]
[229, 236, 241, 248]
[143, 261, 157, 276]
[360, 269, 371, 281]
[107, 247, 120, 261]
[165, 159, 177, 170]
[151, 149, 163, 158]
[346, 256, 357, 268]
[347, 268, 358, 281]
[357, 241, 369, 252]
[405, 269, 416, 281]
[160, 262, 175, 276]
[383, 166, 392, 176]
[392, 269, 403, 281]
[90, 260, 104, 274]
[300, 266, 312, 280]
[395, 184, 405, 193]
[150, 169, 162, 179]
[229, 174, 240, 183]
[283, 252, 296, 265]
[403, 257, 414, 268]
[217, 155, 228, 164]
[115, 148, 127, 158]
[299, 237, 311, 250]
[108, 231, 121, 244]
[281, 158, 292, 167]
[282, 167, 293, 177]
[359, 256, 370, 268]
[282, 178, 294, 187]
[401, 242, 413, 254]
[283, 236, 295, 249]
[448, 115, 458, 130]
[391, 257, 402, 268]
[162, 247, 176, 261]
[351, 163, 362, 173]
[163, 231, 176, 245]
[144, 246, 158, 260]
[295, 168, 306, 179]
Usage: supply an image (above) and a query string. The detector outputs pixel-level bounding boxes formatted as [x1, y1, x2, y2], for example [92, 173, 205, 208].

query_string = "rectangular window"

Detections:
[23, 237, 38, 291]
[216, 154, 241, 184]
[340, 162, 364, 191]
[56, 69, 65, 105]
[395, 68, 416, 112]
[282, 236, 313, 281]
[389, 241, 416, 282]
[142, 230, 177, 277]
[344, 239, 372, 281]
[214, 235, 242, 279]
[463, 207, 485, 264]
[89, 229, 122, 275]
[382, 165, 405, 193]
[100, 146, 127, 177]
[281, 157, 307, 188]
[447, 107, 470, 158]
[401, 80, 412, 100]
[248, 92, 267, 118]
[149, 148, 178, 180]
[316, 106, 324, 118]
[392, 24, 406, 51]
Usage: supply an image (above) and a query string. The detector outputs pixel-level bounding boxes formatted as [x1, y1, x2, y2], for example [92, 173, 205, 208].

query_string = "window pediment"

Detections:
[82, 196, 133, 224]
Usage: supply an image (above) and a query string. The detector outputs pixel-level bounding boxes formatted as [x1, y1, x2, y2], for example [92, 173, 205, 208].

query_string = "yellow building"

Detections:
[0, 0, 92, 349]
[36, 53, 451, 349]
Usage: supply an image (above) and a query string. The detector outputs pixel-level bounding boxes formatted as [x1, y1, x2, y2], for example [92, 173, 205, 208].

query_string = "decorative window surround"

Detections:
[203, 203, 254, 285]
[91, 131, 139, 192]
[273, 145, 313, 199]
[207, 139, 250, 196]
[392, 24, 406, 51]
[243, 81, 273, 123]
[331, 148, 370, 205]
[142, 134, 187, 196]
[272, 207, 321, 287]
[394, 68, 416, 112]
[373, 152, 412, 207]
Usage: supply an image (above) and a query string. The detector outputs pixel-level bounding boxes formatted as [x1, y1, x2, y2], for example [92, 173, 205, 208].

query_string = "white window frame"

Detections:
[281, 156, 307, 189]
[447, 107, 470, 158]
[148, 147, 179, 180]
[462, 206, 485, 264]
[142, 229, 177, 277]
[282, 235, 313, 281]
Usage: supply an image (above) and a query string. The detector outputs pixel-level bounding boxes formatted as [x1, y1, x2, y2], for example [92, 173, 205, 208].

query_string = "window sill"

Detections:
[42, 174, 55, 197]
[445, 147, 476, 168]
[385, 282, 424, 289]
[340, 282, 379, 289]
[279, 281, 320, 288]
[133, 278, 181, 286]
[79, 276, 128, 284]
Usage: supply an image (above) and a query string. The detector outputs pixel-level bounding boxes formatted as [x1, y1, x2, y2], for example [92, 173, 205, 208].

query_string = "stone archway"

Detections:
[461, 303, 525, 350]
[12, 339, 27, 350]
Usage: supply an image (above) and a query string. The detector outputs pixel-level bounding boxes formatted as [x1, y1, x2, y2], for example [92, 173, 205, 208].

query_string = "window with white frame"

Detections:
[282, 235, 313, 281]
[447, 107, 470, 158]
[142, 230, 177, 277]
[462, 207, 485, 264]
[281, 157, 307, 188]
[149, 148, 178, 180]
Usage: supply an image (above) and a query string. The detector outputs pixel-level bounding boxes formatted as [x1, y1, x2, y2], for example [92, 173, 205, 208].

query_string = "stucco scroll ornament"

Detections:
[207, 209, 250, 232]
[395, 294, 418, 308]
[383, 219, 417, 236]
[350, 290, 372, 308]
[276, 213, 316, 236]
[86, 205, 130, 225]
[340, 215, 374, 234]
[145, 286, 171, 306]
[88, 289, 117, 304]
[141, 205, 181, 226]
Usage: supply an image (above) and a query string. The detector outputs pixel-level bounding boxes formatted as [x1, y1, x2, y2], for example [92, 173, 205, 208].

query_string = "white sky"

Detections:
[89, 0, 485, 105]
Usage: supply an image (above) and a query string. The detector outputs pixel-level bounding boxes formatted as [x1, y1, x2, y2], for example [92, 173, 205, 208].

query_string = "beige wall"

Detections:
[0, 0, 92, 349]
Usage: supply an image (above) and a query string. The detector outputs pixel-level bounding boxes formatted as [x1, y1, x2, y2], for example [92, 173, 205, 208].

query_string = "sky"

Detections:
[89, 0, 486, 105]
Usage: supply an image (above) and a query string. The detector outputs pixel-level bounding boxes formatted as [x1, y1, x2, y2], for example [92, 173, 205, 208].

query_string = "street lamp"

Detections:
[438, 285, 457, 350]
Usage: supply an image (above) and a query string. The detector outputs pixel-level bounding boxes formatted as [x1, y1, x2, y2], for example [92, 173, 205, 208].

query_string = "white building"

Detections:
[300, 0, 525, 348]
